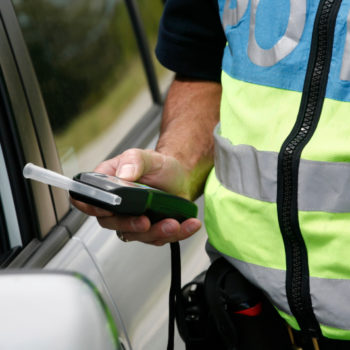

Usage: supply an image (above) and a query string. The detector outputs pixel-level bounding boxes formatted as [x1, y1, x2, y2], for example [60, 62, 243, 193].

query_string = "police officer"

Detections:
[73, 0, 350, 348]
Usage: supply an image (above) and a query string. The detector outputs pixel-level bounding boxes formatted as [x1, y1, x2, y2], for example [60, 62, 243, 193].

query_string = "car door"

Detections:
[1, 1, 210, 349]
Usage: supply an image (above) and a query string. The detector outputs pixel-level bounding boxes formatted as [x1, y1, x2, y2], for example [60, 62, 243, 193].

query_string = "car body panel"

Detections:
[0, 272, 121, 350]
[46, 201, 210, 349]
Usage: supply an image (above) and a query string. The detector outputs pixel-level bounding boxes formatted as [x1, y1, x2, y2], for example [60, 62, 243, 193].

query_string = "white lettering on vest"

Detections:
[340, 11, 350, 81]
[247, 0, 306, 67]
[222, 0, 249, 29]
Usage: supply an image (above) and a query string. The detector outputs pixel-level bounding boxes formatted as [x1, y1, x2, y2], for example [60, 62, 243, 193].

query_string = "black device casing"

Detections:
[70, 172, 197, 223]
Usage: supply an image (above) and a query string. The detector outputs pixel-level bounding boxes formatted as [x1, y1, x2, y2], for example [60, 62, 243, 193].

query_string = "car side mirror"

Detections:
[0, 271, 122, 349]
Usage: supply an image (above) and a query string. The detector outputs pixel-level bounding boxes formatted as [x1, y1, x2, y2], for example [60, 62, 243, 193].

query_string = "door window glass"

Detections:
[13, 0, 163, 177]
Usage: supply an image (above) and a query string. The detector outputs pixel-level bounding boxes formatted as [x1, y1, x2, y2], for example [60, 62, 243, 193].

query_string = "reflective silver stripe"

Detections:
[214, 126, 350, 213]
[206, 243, 350, 330]
[248, 0, 306, 67]
[222, 0, 249, 29]
[340, 11, 350, 81]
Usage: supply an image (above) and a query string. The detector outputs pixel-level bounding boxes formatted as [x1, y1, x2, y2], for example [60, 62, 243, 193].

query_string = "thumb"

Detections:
[114, 149, 165, 182]
[115, 163, 138, 180]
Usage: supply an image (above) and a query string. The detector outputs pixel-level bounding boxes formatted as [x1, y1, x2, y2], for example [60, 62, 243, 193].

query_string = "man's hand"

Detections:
[71, 148, 202, 246]
[72, 76, 221, 245]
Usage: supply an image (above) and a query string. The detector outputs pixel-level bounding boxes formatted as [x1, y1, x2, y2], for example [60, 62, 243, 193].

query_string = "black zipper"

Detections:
[277, 0, 342, 337]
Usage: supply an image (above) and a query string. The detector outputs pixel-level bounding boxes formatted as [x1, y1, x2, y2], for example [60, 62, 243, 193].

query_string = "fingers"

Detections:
[97, 216, 202, 246]
[71, 148, 169, 216]
[70, 148, 197, 246]
[70, 197, 114, 217]
[97, 215, 151, 232]
[95, 149, 166, 182]
[94, 149, 187, 195]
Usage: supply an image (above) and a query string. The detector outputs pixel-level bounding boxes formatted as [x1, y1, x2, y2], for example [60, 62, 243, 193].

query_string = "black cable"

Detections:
[167, 241, 181, 350]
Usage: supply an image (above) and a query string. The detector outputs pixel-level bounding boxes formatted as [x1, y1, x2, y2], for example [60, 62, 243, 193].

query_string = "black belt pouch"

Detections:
[176, 258, 292, 350]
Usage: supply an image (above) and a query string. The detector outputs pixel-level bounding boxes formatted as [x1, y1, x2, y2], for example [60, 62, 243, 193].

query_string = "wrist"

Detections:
[155, 146, 213, 201]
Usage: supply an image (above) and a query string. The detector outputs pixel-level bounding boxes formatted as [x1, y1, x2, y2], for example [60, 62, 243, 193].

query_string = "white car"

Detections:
[0, 1, 209, 349]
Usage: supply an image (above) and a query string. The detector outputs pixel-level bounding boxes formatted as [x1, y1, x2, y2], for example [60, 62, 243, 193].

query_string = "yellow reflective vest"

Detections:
[205, 0, 350, 340]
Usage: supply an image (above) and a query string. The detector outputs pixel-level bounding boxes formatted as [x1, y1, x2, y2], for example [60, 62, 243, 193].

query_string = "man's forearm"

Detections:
[156, 76, 222, 200]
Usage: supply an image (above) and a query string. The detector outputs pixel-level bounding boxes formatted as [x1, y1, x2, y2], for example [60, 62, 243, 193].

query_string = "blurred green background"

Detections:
[14, 0, 165, 153]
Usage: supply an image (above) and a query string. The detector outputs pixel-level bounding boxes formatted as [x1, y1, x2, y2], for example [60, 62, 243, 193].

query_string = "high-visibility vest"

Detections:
[205, 0, 350, 340]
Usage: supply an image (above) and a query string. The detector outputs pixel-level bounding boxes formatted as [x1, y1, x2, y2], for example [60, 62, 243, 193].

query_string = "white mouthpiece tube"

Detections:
[23, 163, 121, 206]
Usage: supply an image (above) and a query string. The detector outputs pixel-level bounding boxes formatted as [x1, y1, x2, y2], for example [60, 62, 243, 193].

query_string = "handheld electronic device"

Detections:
[23, 163, 197, 223]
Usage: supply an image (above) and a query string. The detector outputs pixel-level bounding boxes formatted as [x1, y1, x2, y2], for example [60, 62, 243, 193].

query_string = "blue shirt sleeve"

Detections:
[155, 0, 226, 82]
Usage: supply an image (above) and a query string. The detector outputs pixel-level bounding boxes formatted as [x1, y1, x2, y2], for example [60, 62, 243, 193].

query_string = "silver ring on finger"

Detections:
[116, 230, 128, 242]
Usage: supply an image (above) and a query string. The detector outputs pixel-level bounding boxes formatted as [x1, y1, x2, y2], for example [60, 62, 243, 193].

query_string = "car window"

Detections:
[12, 0, 165, 178]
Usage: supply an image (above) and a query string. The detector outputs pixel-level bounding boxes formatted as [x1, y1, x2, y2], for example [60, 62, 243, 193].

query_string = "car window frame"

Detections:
[0, 1, 72, 267]
[1, 0, 69, 222]
[0, 143, 22, 250]
[125, 0, 162, 105]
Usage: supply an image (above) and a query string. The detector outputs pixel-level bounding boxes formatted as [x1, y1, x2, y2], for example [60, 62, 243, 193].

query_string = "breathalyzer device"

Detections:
[23, 163, 198, 223]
